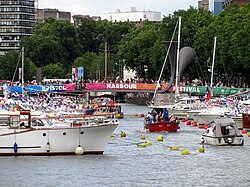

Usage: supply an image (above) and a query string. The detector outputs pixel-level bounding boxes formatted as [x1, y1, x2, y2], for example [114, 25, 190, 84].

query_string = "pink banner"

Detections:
[64, 84, 75, 91]
[85, 83, 162, 90]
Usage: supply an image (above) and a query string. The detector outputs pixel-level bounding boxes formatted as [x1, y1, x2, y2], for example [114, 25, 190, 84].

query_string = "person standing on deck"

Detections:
[163, 108, 169, 121]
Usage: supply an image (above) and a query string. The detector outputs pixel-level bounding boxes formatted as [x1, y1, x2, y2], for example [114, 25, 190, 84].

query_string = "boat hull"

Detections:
[145, 121, 179, 132]
[169, 109, 188, 119]
[242, 113, 250, 129]
[0, 124, 118, 156]
[201, 134, 244, 146]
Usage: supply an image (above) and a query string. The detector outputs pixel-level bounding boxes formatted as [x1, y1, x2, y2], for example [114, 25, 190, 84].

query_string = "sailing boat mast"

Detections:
[150, 19, 179, 105]
[21, 47, 24, 96]
[210, 36, 217, 88]
[104, 42, 108, 81]
[175, 16, 181, 102]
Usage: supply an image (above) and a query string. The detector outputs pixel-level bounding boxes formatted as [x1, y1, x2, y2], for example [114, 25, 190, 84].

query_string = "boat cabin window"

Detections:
[41, 118, 53, 126]
[11, 116, 20, 127]
[0, 117, 10, 126]
[32, 119, 44, 127]
[221, 126, 229, 135]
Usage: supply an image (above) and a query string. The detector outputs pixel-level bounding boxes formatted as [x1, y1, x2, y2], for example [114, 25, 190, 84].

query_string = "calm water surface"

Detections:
[0, 103, 250, 187]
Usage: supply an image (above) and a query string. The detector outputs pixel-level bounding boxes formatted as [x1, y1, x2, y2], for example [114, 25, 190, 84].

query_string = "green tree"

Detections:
[162, 7, 214, 82]
[194, 3, 250, 85]
[0, 50, 37, 82]
[72, 52, 101, 80]
[22, 18, 80, 69]
[0, 50, 21, 81]
[96, 20, 134, 79]
[42, 63, 65, 79]
[22, 35, 64, 67]
[118, 21, 161, 79]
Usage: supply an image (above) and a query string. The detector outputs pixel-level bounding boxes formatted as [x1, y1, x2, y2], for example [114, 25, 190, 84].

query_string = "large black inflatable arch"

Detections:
[159, 41, 196, 93]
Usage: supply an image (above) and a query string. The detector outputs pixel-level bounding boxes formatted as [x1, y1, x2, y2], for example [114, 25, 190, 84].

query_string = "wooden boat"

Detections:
[0, 110, 119, 156]
[144, 120, 179, 132]
[242, 113, 250, 129]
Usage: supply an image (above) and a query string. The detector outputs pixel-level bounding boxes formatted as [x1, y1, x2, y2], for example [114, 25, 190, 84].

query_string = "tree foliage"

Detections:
[42, 63, 65, 79]
[0, 5, 249, 85]
[72, 52, 102, 80]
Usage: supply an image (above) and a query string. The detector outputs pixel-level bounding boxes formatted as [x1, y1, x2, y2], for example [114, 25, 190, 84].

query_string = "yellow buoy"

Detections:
[75, 146, 84, 155]
[140, 135, 146, 140]
[198, 146, 205, 153]
[157, 135, 163, 141]
[134, 113, 139, 117]
[170, 146, 179, 151]
[120, 131, 126, 137]
[182, 149, 190, 155]
[145, 141, 152, 146]
[109, 136, 115, 140]
[137, 144, 147, 148]
[248, 132, 250, 137]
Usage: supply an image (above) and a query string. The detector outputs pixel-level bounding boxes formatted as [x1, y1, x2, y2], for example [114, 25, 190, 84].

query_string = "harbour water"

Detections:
[0, 104, 250, 187]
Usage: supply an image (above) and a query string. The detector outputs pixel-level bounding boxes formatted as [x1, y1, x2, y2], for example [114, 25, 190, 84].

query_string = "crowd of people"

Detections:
[145, 107, 177, 124]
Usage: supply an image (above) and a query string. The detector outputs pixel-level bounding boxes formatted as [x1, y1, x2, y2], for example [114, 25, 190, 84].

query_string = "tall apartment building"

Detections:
[101, 7, 161, 27]
[0, 0, 37, 55]
[37, 8, 71, 22]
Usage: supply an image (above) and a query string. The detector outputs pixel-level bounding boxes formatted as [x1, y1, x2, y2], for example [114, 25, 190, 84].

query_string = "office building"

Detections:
[101, 7, 161, 27]
[0, 0, 37, 55]
[37, 8, 71, 22]
[72, 15, 101, 27]
[209, 0, 225, 15]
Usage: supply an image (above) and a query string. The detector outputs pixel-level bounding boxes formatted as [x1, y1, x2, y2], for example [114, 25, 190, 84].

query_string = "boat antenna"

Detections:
[151, 19, 179, 103]
[175, 16, 181, 103]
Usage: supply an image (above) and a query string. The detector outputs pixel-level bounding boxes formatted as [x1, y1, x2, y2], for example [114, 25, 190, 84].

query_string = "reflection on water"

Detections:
[0, 104, 250, 187]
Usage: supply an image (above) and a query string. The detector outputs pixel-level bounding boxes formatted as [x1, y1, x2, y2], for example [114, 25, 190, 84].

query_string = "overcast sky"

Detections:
[38, 0, 198, 17]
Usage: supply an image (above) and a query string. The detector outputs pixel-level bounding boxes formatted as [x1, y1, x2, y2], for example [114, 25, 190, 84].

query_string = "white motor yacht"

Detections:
[0, 110, 119, 156]
[196, 107, 231, 124]
[201, 118, 244, 146]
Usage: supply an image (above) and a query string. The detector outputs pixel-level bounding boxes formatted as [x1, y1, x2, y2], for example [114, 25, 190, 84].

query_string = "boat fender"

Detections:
[46, 142, 50, 152]
[75, 145, 84, 155]
[201, 137, 205, 144]
[228, 138, 232, 146]
[14, 142, 18, 153]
